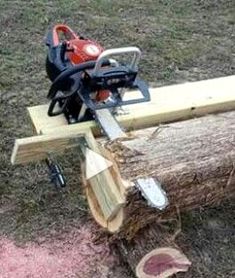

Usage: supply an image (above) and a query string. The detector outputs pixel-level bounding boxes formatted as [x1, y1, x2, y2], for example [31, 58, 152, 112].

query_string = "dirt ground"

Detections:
[0, 0, 234, 277]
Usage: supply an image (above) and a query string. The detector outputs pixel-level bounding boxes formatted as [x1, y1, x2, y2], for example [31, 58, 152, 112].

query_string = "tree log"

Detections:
[84, 111, 235, 239]
[117, 223, 191, 278]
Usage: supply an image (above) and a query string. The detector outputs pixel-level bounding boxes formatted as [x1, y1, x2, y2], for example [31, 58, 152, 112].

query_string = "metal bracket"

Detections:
[46, 155, 66, 188]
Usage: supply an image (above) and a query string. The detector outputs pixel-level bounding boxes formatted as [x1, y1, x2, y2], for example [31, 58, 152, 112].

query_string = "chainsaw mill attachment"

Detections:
[44, 25, 168, 209]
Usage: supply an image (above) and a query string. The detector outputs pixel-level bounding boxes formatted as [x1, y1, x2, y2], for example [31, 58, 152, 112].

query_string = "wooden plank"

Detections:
[28, 75, 235, 135]
[11, 130, 87, 165]
[27, 105, 67, 134]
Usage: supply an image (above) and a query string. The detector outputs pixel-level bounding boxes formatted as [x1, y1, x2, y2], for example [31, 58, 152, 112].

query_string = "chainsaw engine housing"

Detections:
[45, 24, 103, 82]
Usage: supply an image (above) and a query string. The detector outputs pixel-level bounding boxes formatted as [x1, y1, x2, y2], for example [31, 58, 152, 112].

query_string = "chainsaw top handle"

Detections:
[93, 47, 141, 75]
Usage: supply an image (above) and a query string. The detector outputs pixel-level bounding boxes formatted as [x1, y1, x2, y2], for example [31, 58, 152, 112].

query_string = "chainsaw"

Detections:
[45, 24, 150, 129]
[43, 25, 167, 210]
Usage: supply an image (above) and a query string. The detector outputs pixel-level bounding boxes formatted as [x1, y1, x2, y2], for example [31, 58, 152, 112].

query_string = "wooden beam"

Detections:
[11, 129, 88, 165]
[27, 105, 67, 134]
[28, 75, 235, 135]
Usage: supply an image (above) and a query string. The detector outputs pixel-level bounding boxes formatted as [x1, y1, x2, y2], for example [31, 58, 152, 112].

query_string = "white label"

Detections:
[84, 44, 100, 56]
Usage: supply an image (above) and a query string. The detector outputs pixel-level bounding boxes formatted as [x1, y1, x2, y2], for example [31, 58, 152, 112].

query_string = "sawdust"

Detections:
[0, 223, 117, 278]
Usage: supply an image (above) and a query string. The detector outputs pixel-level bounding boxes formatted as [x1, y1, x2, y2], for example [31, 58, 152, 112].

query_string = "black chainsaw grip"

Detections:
[47, 59, 110, 99]
[48, 96, 69, 116]
[45, 27, 72, 81]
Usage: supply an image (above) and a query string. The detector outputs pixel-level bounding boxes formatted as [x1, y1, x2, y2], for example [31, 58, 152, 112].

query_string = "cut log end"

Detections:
[81, 161, 125, 233]
[85, 183, 124, 233]
[136, 247, 191, 278]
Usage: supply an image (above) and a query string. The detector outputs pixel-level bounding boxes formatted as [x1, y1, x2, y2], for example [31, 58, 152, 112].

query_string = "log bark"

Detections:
[85, 111, 235, 239]
[117, 223, 191, 278]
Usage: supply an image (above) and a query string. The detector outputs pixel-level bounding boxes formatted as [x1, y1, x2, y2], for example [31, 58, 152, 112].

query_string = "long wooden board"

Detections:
[28, 75, 235, 135]
[11, 129, 88, 164]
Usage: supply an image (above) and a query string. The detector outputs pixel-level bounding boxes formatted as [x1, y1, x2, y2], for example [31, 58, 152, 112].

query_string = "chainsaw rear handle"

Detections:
[48, 95, 70, 116]
[93, 47, 141, 75]
[45, 25, 80, 80]
[48, 73, 81, 116]
[47, 73, 82, 116]
[45, 24, 78, 47]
